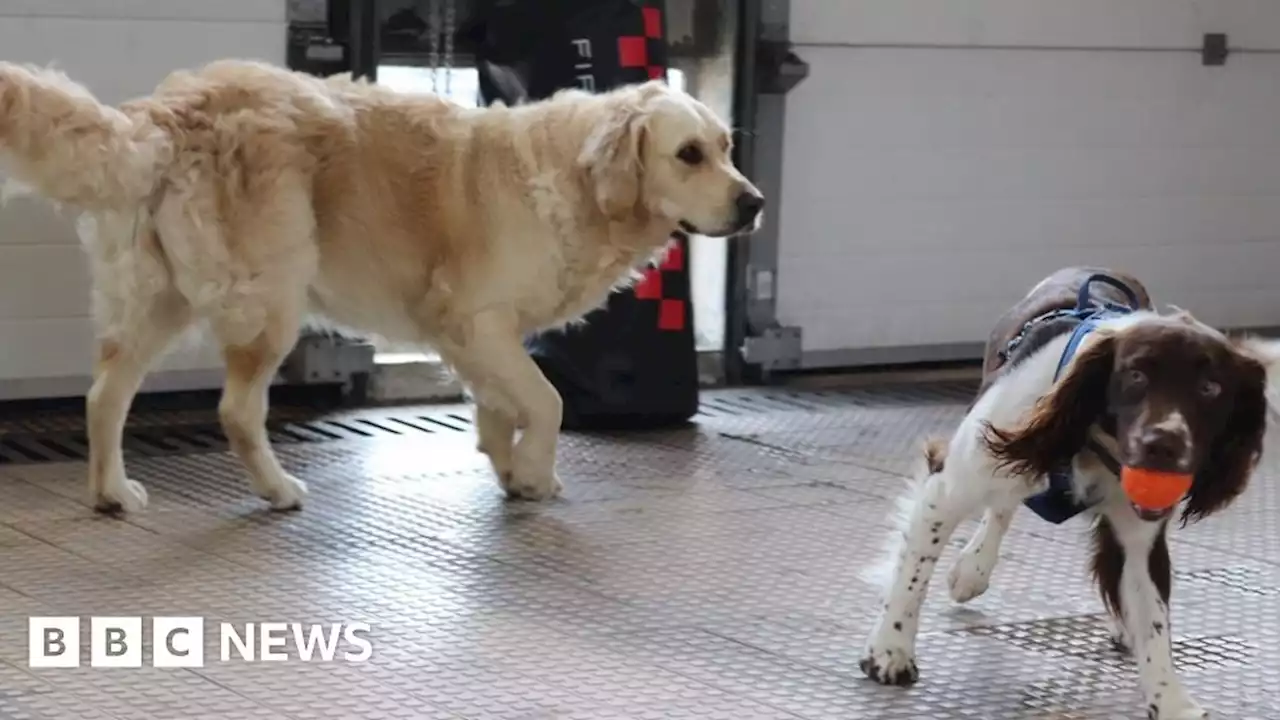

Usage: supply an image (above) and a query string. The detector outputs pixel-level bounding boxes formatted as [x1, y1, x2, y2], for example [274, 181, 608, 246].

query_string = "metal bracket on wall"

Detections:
[755, 37, 809, 94]
[727, 0, 809, 383]
[741, 325, 802, 371]
[1202, 33, 1229, 66]
[279, 336, 376, 403]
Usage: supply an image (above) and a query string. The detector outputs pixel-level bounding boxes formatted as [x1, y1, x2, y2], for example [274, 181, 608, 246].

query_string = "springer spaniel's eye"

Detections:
[1199, 379, 1222, 399]
[1118, 368, 1148, 401]
[676, 142, 704, 165]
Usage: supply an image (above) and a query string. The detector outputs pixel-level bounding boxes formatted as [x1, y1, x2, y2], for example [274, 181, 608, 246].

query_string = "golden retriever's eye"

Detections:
[676, 143, 704, 165]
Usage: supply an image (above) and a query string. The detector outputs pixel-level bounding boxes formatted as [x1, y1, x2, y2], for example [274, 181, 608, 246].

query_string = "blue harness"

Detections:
[1010, 273, 1141, 524]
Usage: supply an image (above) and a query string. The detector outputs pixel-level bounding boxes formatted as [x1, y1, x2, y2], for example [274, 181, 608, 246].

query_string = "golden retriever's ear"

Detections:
[578, 85, 662, 220]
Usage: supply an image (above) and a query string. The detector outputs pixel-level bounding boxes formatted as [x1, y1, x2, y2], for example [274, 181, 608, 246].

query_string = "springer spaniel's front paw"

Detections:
[1106, 615, 1132, 655]
[1147, 692, 1208, 719]
[859, 639, 919, 686]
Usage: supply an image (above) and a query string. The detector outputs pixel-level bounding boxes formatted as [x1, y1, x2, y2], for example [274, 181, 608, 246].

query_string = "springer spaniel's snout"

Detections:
[1129, 410, 1193, 474]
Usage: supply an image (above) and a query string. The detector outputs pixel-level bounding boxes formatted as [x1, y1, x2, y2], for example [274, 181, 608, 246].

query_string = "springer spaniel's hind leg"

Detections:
[947, 501, 1019, 604]
[860, 451, 991, 686]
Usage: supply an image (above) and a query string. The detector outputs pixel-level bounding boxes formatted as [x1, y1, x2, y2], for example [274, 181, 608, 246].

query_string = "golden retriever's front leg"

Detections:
[474, 404, 516, 479]
[452, 312, 564, 501]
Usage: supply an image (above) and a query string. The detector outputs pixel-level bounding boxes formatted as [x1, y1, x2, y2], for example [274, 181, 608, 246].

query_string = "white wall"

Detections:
[777, 1, 1280, 359]
[0, 0, 286, 397]
[791, 0, 1280, 50]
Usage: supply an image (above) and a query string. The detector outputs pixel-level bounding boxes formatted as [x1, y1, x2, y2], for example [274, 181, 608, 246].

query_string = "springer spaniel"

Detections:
[859, 267, 1280, 720]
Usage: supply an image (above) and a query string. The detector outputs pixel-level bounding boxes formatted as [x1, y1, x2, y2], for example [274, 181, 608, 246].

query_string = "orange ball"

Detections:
[1120, 466, 1193, 511]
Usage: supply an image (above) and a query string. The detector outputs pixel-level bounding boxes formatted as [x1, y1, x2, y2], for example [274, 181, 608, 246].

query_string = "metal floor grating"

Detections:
[1, 377, 1277, 720]
[0, 380, 979, 465]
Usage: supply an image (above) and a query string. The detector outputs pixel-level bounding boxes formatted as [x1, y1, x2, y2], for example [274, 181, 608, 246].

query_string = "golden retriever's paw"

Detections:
[94, 478, 149, 515]
[259, 474, 307, 512]
[500, 467, 563, 501]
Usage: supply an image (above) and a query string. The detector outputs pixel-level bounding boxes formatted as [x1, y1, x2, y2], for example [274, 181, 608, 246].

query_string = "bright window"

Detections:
[372, 66, 691, 365]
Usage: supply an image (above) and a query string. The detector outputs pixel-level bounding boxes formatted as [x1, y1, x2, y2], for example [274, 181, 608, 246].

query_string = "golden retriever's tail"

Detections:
[0, 62, 169, 209]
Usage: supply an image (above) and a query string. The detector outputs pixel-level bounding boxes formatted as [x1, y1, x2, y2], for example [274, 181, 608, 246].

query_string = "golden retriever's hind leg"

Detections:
[449, 312, 564, 501]
[219, 313, 307, 511]
[88, 294, 192, 514]
[160, 165, 318, 510]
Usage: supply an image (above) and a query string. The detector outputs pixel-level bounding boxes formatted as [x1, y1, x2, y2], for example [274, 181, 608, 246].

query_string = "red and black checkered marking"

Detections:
[617, 4, 667, 81]
[634, 235, 689, 331]
[613, 2, 685, 332]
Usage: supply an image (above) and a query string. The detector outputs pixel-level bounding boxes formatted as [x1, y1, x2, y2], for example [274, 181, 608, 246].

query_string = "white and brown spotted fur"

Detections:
[860, 267, 1280, 720]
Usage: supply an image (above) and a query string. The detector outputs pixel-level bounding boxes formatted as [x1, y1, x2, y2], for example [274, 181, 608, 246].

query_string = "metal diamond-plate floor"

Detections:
[1, 381, 1277, 719]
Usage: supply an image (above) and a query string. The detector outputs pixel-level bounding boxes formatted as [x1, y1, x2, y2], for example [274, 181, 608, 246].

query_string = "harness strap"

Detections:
[998, 274, 1140, 368]
[1054, 319, 1099, 381]
[1054, 273, 1143, 380]
[1084, 437, 1122, 475]
[1076, 272, 1141, 312]
[1021, 272, 1140, 524]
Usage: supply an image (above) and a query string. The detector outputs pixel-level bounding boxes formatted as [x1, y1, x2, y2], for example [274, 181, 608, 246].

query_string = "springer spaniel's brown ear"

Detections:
[983, 335, 1116, 478]
[1235, 336, 1280, 413]
[1181, 346, 1269, 524]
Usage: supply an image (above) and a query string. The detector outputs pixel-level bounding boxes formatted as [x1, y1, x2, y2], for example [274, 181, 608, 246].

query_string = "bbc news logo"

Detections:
[28, 617, 372, 668]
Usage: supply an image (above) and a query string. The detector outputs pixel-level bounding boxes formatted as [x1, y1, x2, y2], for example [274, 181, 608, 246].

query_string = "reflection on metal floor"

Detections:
[1, 379, 1277, 719]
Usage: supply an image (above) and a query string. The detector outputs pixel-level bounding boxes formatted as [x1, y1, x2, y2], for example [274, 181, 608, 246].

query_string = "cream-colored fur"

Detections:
[0, 59, 762, 512]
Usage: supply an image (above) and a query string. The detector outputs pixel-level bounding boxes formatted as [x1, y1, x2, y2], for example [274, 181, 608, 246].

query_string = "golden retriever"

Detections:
[0, 59, 763, 513]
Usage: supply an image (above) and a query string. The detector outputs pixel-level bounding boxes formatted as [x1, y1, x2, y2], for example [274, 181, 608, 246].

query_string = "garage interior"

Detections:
[2, 1, 1279, 719]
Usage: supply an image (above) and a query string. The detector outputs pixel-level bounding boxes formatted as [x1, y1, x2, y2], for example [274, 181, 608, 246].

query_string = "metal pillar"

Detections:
[279, 0, 380, 402]
[724, 0, 808, 383]
[347, 0, 380, 81]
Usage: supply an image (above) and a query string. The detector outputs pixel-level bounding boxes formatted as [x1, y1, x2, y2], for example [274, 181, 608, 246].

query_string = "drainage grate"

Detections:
[963, 614, 1255, 672]
[1174, 565, 1280, 597]
[691, 379, 977, 419]
[0, 380, 977, 465]
[0, 410, 478, 465]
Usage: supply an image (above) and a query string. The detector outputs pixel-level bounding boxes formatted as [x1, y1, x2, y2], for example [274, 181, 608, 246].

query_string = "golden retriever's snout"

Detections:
[735, 190, 764, 225]
[734, 188, 765, 234]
